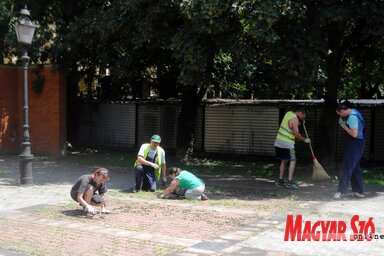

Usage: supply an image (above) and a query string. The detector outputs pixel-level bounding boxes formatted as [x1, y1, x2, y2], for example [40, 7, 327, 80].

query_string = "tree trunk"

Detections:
[318, 23, 345, 170]
[176, 85, 206, 161]
[319, 84, 337, 167]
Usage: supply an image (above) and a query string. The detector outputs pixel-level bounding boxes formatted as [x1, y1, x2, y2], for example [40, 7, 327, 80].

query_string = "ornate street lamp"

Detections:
[15, 5, 36, 185]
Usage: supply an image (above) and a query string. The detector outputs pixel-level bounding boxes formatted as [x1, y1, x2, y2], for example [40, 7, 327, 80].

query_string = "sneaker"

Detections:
[333, 192, 342, 199]
[201, 194, 209, 201]
[284, 181, 299, 189]
[275, 179, 285, 187]
[101, 207, 112, 214]
[354, 192, 365, 198]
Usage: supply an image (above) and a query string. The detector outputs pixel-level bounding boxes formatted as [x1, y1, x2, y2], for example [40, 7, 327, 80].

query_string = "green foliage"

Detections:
[2, 0, 383, 100]
[363, 167, 384, 186]
[0, 1, 17, 64]
[1, 0, 384, 157]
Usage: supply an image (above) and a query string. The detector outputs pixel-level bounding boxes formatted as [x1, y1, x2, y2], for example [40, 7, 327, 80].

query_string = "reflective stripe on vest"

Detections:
[134, 144, 163, 181]
[276, 111, 296, 144]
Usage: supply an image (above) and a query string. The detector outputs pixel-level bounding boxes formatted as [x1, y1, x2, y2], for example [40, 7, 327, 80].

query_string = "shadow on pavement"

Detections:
[61, 209, 85, 217]
[2, 155, 383, 203]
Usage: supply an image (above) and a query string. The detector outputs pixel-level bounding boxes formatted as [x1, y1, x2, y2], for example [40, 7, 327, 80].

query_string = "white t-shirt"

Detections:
[274, 137, 295, 149]
[138, 143, 166, 163]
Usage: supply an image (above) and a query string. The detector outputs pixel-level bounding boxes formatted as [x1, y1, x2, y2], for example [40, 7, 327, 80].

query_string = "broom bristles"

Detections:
[312, 158, 331, 181]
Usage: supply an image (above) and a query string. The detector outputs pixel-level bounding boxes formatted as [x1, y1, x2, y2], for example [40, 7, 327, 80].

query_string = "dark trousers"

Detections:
[134, 165, 156, 191]
[338, 138, 365, 194]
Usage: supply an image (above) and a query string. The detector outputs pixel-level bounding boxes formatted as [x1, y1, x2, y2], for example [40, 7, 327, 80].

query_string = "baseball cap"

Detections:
[151, 134, 161, 143]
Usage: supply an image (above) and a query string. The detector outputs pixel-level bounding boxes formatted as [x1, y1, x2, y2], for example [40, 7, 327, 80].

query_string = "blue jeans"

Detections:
[134, 165, 156, 191]
[338, 138, 365, 194]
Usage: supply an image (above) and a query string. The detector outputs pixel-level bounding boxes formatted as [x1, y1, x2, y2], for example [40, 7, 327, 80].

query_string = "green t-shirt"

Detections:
[176, 170, 203, 190]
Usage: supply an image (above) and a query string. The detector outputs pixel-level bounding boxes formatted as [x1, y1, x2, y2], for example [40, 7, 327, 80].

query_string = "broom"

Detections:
[302, 121, 331, 181]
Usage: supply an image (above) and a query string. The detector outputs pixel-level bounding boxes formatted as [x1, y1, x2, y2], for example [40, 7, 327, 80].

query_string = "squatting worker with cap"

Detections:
[274, 107, 311, 189]
[70, 167, 111, 216]
[133, 134, 166, 192]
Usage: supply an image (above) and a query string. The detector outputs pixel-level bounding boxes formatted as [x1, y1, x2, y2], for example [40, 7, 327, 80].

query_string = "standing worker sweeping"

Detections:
[334, 100, 365, 199]
[274, 108, 311, 189]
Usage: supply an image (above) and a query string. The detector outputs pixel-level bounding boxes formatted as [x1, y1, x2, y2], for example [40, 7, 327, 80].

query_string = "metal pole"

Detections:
[19, 48, 33, 185]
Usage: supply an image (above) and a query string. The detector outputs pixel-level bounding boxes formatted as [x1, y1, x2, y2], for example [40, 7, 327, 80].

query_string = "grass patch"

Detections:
[179, 157, 278, 177]
[63, 150, 136, 167]
[47, 150, 383, 186]
[285, 194, 299, 201]
[61, 151, 279, 177]
[363, 166, 384, 186]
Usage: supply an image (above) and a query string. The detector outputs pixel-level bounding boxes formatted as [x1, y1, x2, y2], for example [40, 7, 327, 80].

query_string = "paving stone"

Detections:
[191, 239, 239, 252]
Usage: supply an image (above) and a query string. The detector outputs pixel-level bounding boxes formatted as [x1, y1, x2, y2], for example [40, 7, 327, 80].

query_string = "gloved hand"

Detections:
[339, 117, 346, 127]
[101, 206, 111, 214]
[151, 163, 159, 169]
[85, 205, 95, 215]
[304, 138, 311, 144]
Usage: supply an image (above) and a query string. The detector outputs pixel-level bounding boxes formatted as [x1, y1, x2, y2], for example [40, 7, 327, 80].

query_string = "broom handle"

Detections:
[302, 122, 316, 158]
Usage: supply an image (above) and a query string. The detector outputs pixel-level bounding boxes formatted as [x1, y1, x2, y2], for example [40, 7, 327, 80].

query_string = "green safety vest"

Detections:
[134, 144, 163, 180]
[276, 111, 296, 144]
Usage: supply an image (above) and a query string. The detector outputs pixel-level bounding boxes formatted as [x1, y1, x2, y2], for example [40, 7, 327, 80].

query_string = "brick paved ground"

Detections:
[1, 155, 384, 255]
[0, 186, 270, 256]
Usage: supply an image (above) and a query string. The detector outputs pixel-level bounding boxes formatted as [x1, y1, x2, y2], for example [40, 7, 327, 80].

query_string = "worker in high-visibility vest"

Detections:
[274, 108, 311, 189]
[133, 134, 166, 192]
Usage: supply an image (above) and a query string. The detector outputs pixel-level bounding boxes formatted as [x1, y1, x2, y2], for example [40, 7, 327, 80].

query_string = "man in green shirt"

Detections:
[161, 167, 208, 200]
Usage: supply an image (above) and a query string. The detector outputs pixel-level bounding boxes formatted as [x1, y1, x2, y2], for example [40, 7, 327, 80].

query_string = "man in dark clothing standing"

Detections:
[334, 100, 365, 199]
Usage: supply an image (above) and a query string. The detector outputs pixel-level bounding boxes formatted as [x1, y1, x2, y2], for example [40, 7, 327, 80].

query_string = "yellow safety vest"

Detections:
[276, 111, 296, 144]
[134, 144, 163, 180]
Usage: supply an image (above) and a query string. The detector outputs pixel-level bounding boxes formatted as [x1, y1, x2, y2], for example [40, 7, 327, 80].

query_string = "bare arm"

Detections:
[161, 163, 167, 179]
[340, 124, 358, 138]
[137, 155, 157, 168]
[162, 179, 179, 196]
[77, 192, 89, 207]
[289, 118, 307, 142]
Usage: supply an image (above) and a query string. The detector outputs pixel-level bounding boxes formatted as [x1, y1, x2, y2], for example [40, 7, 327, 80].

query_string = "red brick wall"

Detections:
[0, 65, 66, 156]
[0, 66, 19, 153]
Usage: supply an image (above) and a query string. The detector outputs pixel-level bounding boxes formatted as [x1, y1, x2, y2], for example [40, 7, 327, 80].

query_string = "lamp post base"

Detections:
[19, 155, 33, 185]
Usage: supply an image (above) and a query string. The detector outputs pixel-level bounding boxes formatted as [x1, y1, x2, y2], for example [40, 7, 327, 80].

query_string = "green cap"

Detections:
[151, 134, 161, 143]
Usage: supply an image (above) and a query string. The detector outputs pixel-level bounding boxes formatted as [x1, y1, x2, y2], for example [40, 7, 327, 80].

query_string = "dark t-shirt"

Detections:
[70, 174, 107, 201]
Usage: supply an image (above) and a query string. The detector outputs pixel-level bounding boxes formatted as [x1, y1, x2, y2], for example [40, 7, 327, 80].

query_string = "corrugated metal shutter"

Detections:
[336, 108, 371, 160]
[204, 105, 279, 155]
[78, 103, 135, 148]
[136, 104, 178, 149]
[373, 107, 384, 161]
[96, 103, 136, 147]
